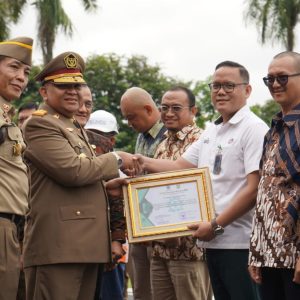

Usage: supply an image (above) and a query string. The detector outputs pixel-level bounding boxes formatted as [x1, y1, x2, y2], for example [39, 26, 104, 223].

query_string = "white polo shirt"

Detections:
[182, 105, 269, 249]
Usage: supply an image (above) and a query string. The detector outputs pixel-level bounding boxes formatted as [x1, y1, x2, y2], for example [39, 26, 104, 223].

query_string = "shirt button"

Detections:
[76, 210, 81, 216]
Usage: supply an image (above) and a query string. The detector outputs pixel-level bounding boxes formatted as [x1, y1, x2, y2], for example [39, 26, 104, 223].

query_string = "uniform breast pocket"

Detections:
[0, 126, 24, 160]
[60, 205, 96, 221]
[67, 135, 91, 158]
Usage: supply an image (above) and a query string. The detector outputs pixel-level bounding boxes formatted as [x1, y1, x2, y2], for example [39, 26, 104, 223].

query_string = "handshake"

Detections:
[115, 151, 146, 176]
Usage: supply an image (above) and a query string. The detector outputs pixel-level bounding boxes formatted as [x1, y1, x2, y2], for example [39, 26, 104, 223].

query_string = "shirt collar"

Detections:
[271, 103, 300, 128]
[214, 105, 250, 125]
[165, 123, 198, 141]
[145, 121, 165, 139]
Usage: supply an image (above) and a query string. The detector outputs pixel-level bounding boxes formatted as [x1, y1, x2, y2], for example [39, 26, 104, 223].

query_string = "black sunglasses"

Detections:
[263, 73, 300, 87]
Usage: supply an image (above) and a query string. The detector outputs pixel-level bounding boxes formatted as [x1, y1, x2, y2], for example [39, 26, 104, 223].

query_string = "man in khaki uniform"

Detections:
[0, 36, 33, 300]
[22, 51, 132, 300]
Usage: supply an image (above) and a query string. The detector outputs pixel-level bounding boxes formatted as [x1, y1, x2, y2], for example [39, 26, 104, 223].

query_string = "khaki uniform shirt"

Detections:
[23, 104, 119, 267]
[0, 96, 28, 215]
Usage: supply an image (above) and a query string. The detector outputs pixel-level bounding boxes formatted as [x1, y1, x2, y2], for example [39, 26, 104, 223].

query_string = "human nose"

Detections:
[78, 103, 87, 113]
[216, 85, 226, 94]
[165, 108, 175, 116]
[65, 86, 78, 94]
[15, 69, 27, 82]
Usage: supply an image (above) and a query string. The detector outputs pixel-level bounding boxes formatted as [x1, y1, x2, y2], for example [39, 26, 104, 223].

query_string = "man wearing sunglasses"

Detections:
[249, 51, 300, 300]
[133, 61, 268, 300]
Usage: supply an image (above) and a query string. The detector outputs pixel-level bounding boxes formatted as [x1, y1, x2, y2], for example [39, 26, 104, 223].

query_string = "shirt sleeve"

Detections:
[182, 138, 202, 167]
[242, 121, 269, 175]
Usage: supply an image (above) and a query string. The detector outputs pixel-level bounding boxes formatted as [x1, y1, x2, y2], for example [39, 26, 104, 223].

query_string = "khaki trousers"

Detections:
[25, 263, 98, 300]
[151, 257, 213, 300]
[130, 243, 153, 300]
[0, 218, 20, 300]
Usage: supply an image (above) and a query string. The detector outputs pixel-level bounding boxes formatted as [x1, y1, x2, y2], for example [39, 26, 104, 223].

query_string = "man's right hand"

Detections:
[116, 152, 145, 176]
[248, 265, 262, 284]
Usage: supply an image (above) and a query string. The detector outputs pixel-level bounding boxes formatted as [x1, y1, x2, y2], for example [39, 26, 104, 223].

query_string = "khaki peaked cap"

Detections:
[0, 36, 33, 66]
[35, 51, 86, 84]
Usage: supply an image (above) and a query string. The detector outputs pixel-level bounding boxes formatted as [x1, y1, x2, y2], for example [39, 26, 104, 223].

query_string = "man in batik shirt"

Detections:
[151, 86, 212, 300]
[249, 51, 300, 300]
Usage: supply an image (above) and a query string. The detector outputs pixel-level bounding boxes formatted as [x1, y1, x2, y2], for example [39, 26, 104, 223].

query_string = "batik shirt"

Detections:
[135, 121, 166, 157]
[152, 123, 204, 260]
[249, 105, 300, 269]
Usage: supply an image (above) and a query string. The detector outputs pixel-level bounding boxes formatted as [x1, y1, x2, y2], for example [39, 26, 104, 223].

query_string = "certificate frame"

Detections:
[123, 167, 215, 243]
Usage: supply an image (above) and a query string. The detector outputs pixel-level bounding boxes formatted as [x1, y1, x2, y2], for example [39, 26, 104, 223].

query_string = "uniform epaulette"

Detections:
[32, 109, 47, 117]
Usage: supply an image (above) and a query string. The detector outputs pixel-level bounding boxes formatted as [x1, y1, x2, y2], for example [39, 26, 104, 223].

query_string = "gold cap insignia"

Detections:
[64, 53, 78, 69]
[32, 109, 47, 117]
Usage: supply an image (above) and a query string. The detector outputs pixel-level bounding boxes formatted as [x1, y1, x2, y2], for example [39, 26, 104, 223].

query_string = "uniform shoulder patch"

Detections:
[32, 109, 48, 117]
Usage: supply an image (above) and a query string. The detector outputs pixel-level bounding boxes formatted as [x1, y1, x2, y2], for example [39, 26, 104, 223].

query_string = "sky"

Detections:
[10, 0, 295, 105]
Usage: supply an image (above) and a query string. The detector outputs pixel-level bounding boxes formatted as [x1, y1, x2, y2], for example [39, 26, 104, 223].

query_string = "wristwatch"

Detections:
[112, 152, 123, 168]
[211, 218, 224, 236]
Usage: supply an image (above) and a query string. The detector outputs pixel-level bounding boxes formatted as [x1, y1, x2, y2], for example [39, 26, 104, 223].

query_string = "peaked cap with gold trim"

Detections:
[35, 51, 86, 84]
[0, 36, 33, 66]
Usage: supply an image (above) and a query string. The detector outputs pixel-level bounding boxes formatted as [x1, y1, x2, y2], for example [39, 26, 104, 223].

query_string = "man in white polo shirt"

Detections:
[133, 61, 269, 300]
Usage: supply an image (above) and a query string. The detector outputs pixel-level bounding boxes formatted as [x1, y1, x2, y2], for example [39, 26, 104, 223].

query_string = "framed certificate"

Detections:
[123, 167, 215, 243]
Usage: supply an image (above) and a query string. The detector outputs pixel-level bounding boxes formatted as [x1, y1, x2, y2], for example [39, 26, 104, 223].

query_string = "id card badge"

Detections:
[213, 145, 222, 175]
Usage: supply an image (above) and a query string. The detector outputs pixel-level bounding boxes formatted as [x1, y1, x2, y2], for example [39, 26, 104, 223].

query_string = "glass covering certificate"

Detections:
[123, 168, 215, 243]
[139, 182, 200, 227]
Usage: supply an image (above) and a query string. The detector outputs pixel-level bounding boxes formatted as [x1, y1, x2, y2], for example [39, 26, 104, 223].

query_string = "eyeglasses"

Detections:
[208, 82, 248, 93]
[159, 105, 192, 113]
[263, 73, 300, 87]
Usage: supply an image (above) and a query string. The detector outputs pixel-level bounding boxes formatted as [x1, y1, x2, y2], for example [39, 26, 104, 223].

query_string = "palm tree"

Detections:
[245, 0, 300, 51]
[0, 1, 26, 40]
[0, 0, 97, 64]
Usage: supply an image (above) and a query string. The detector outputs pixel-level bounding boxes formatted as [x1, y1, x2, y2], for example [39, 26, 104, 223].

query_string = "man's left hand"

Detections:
[293, 258, 300, 284]
[105, 177, 128, 200]
[187, 221, 215, 241]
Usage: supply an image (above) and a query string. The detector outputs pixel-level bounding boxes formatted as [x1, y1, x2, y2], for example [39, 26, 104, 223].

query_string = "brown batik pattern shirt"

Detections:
[249, 108, 300, 269]
[152, 123, 204, 261]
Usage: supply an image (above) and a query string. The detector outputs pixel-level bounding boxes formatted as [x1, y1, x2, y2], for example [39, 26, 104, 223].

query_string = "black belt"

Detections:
[0, 212, 24, 225]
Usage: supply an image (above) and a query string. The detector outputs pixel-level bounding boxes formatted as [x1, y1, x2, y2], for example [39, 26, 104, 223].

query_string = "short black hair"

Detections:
[18, 102, 38, 113]
[166, 86, 195, 107]
[215, 61, 250, 83]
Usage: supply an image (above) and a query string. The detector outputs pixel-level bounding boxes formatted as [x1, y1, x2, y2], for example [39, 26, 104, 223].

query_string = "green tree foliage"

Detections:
[0, 0, 97, 64]
[18, 53, 196, 152]
[251, 99, 280, 126]
[193, 78, 218, 128]
[245, 0, 300, 50]
[18, 52, 280, 152]
[0, 0, 26, 40]
[84, 54, 188, 152]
